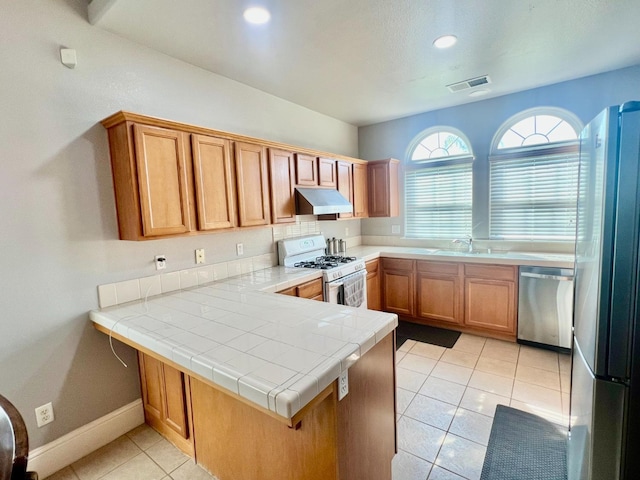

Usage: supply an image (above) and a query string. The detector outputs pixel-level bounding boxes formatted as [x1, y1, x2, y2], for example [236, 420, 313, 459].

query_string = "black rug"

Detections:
[481, 405, 567, 480]
[395, 320, 461, 349]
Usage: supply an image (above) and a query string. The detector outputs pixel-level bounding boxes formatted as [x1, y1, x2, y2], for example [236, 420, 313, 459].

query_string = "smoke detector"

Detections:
[447, 75, 492, 93]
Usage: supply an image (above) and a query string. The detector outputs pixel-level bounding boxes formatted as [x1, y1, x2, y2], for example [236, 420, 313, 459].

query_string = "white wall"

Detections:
[0, 0, 358, 448]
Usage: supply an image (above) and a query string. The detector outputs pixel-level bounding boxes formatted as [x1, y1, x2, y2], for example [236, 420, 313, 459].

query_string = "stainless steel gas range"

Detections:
[278, 235, 367, 308]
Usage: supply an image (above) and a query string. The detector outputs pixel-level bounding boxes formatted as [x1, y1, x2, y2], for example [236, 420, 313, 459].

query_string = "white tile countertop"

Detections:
[90, 265, 398, 420]
[346, 245, 575, 269]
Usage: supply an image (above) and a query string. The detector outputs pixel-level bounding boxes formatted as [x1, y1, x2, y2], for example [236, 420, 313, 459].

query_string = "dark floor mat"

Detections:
[481, 405, 567, 480]
[395, 320, 461, 349]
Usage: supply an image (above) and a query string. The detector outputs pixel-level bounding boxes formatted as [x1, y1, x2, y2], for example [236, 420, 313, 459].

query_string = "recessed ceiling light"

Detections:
[243, 6, 271, 24]
[469, 89, 490, 97]
[433, 35, 457, 49]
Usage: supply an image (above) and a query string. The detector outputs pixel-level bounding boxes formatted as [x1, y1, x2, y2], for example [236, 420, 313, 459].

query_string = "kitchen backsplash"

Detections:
[97, 218, 362, 308]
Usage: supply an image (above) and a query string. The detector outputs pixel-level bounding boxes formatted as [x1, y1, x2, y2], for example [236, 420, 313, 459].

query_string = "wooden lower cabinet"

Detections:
[381, 258, 415, 317]
[277, 277, 324, 301]
[141, 332, 396, 480]
[416, 261, 463, 326]
[365, 259, 382, 311]
[138, 352, 194, 455]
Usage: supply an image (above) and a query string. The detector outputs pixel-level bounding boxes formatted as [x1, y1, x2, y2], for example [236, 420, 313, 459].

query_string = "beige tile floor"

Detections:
[393, 334, 571, 480]
[44, 334, 570, 480]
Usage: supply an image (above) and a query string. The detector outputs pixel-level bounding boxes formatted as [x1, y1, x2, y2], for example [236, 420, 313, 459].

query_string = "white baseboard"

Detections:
[28, 399, 144, 479]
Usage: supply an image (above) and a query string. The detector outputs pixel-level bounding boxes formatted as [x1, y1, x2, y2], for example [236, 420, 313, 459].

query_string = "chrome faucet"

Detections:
[452, 236, 473, 253]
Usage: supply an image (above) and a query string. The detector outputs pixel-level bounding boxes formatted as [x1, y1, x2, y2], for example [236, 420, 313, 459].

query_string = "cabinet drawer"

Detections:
[381, 258, 414, 272]
[365, 259, 379, 275]
[464, 264, 516, 281]
[277, 286, 297, 296]
[417, 261, 460, 276]
[296, 278, 324, 300]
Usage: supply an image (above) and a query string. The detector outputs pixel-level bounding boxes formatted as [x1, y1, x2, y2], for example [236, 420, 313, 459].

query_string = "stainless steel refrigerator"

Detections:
[568, 101, 640, 480]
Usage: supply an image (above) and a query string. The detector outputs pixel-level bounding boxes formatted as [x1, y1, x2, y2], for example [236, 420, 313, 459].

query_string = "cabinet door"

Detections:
[133, 124, 192, 236]
[191, 134, 236, 230]
[318, 157, 337, 188]
[337, 160, 354, 218]
[381, 259, 415, 316]
[353, 163, 368, 218]
[235, 142, 271, 227]
[296, 277, 324, 300]
[139, 353, 164, 421]
[162, 364, 190, 439]
[464, 278, 516, 334]
[417, 273, 462, 325]
[368, 159, 399, 218]
[295, 153, 318, 186]
[268, 149, 297, 224]
[366, 259, 381, 311]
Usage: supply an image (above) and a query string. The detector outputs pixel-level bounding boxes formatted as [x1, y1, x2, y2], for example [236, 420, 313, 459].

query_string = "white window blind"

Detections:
[489, 149, 579, 240]
[405, 162, 473, 238]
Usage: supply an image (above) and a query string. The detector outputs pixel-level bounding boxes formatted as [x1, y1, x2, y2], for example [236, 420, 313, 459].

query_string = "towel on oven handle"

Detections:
[343, 270, 366, 307]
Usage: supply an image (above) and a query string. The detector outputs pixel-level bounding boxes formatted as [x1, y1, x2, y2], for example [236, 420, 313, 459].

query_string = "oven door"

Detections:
[326, 270, 368, 309]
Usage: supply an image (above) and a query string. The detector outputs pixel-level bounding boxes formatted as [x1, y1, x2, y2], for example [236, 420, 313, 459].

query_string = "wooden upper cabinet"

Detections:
[234, 142, 271, 227]
[268, 149, 297, 224]
[353, 163, 368, 218]
[191, 134, 236, 231]
[368, 159, 399, 217]
[337, 160, 354, 218]
[133, 124, 193, 237]
[295, 153, 318, 186]
[318, 157, 337, 188]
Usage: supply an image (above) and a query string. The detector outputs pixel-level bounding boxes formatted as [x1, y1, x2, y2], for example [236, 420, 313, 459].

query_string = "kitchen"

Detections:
[2, 1, 640, 480]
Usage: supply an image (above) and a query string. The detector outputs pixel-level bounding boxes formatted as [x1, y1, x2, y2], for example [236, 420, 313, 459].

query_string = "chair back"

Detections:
[0, 395, 29, 480]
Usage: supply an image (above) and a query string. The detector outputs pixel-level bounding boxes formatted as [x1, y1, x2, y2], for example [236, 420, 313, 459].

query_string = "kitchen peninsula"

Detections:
[90, 266, 398, 480]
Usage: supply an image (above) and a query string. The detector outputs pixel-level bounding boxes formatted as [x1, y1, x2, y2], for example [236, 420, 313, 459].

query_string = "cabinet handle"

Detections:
[520, 272, 573, 281]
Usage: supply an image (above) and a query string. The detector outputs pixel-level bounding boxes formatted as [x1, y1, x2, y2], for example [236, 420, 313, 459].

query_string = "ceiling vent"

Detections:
[447, 75, 492, 93]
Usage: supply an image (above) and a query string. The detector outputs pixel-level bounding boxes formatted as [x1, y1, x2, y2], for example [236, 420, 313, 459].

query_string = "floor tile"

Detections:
[410, 342, 446, 360]
[71, 435, 141, 480]
[510, 399, 566, 427]
[398, 339, 417, 352]
[392, 449, 433, 480]
[419, 376, 466, 406]
[428, 465, 467, 479]
[516, 364, 561, 390]
[467, 370, 514, 397]
[100, 452, 166, 480]
[459, 387, 510, 418]
[404, 394, 457, 431]
[430, 362, 473, 386]
[517, 346, 559, 372]
[561, 372, 571, 394]
[43, 467, 79, 480]
[511, 380, 562, 411]
[396, 350, 408, 364]
[145, 437, 189, 473]
[559, 352, 572, 375]
[434, 433, 486, 480]
[397, 416, 447, 463]
[479, 342, 519, 364]
[448, 408, 494, 446]
[483, 338, 520, 353]
[440, 349, 479, 369]
[474, 356, 516, 378]
[397, 387, 417, 415]
[396, 366, 429, 392]
[452, 334, 486, 355]
[126, 424, 163, 451]
[170, 460, 217, 480]
[398, 353, 438, 375]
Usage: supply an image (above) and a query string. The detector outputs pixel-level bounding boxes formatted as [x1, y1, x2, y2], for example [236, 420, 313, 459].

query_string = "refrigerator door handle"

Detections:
[520, 272, 573, 281]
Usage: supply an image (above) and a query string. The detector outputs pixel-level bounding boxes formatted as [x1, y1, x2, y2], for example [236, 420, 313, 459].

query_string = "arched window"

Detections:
[489, 108, 582, 240]
[405, 127, 474, 238]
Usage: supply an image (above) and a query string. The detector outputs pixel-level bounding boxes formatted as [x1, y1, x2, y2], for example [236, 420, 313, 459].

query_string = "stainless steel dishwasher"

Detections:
[518, 266, 574, 351]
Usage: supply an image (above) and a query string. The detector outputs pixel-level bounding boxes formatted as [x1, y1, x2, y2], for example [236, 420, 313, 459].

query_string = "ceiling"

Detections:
[88, 0, 640, 126]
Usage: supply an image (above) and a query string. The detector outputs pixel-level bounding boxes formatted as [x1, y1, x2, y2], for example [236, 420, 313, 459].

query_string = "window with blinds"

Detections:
[489, 111, 581, 240]
[405, 128, 473, 238]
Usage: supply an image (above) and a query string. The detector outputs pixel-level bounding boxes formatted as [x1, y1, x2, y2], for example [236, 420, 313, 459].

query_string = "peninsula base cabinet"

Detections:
[135, 332, 397, 480]
[382, 260, 518, 340]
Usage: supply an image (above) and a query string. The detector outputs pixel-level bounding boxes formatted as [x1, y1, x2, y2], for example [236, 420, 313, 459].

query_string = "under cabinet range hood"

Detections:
[295, 188, 353, 215]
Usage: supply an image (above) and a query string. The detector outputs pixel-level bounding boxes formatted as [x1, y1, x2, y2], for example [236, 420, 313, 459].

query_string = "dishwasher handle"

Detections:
[520, 271, 573, 281]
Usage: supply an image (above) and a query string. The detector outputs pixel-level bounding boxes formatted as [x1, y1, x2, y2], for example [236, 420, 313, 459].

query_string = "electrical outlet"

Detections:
[236, 243, 244, 256]
[345, 227, 349, 237]
[35, 402, 54, 427]
[338, 369, 349, 400]
[155, 255, 166, 270]
[195, 248, 205, 264]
